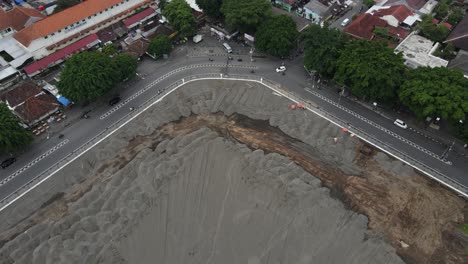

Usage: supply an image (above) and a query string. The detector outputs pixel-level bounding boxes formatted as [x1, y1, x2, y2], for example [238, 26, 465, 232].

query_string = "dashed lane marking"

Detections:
[0, 139, 69, 186]
[304, 88, 445, 162]
[99, 63, 256, 120]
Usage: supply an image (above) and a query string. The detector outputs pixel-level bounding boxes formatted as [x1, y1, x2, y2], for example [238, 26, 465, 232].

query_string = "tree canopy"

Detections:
[255, 15, 298, 57]
[447, 7, 464, 25]
[162, 0, 197, 38]
[113, 54, 138, 82]
[334, 40, 405, 103]
[433, 0, 450, 20]
[221, 0, 272, 33]
[363, 0, 375, 7]
[148, 35, 172, 59]
[58, 51, 119, 102]
[418, 14, 450, 43]
[102, 43, 118, 56]
[196, 0, 223, 18]
[399, 67, 468, 122]
[53, 0, 80, 14]
[303, 25, 349, 78]
[0, 103, 33, 154]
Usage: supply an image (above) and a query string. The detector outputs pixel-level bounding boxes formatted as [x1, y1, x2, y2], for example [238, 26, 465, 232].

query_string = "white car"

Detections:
[394, 119, 408, 129]
[276, 66, 286, 72]
[341, 18, 350, 27]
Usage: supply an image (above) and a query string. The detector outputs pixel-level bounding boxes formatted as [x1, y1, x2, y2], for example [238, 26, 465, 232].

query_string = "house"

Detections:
[448, 50, 468, 78]
[303, 0, 330, 23]
[0, 7, 45, 39]
[124, 38, 149, 59]
[344, 13, 409, 41]
[394, 33, 449, 68]
[0, 7, 45, 85]
[274, 0, 297, 12]
[0, 82, 60, 127]
[369, 4, 416, 27]
[382, 0, 437, 14]
[12, 0, 152, 60]
[444, 15, 468, 52]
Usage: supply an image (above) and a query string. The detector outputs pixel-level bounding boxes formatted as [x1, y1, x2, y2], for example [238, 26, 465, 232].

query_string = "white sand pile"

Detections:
[0, 80, 407, 263]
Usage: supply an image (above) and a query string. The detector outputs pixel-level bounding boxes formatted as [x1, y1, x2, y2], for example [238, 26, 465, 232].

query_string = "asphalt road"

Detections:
[0, 35, 467, 203]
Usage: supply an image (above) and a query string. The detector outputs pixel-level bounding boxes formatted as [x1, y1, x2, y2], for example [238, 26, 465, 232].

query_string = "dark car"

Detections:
[1, 158, 16, 169]
[108, 96, 121, 106]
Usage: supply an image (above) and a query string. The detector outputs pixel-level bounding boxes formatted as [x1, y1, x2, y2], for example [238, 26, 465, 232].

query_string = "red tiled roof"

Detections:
[14, 0, 151, 47]
[284, 0, 297, 4]
[14, 93, 59, 125]
[123, 7, 155, 27]
[385, 0, 427, 10]
[441, 22, 453, 30]
[0, 7, 45, 31]
[24, 34, 100, 76]
[388, 26, 409, 39]
[0, 82, 42, 108]
[344, 13, 387, 40]
[373, 5, 413, 23]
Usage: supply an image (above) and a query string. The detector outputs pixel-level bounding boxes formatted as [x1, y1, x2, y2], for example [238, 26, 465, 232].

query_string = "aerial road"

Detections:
[0, 38, 467, 207]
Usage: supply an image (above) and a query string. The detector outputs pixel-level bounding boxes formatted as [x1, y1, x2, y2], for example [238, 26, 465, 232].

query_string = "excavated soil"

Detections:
[0, 80, 466, 263]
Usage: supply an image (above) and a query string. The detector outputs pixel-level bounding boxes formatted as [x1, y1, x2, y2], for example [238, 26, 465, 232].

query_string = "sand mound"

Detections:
[0, 128, 403, 263]
[0, 80, 464, 263]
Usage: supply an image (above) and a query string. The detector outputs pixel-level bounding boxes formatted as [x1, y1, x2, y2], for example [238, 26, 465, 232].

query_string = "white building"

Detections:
[12, 0, 153, 60]
[395, 33, 449, 68]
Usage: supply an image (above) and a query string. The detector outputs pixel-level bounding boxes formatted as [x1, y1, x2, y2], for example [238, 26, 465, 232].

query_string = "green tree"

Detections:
[113, 54, 138, 82]
[102, 43, 118, 56]
[419, 14, 450, 42]
[373, 26, 389, 38]
[334, 40, 405, 103]
[53, 0, 80, 13]
[147, 35, 172, 59]
[447, 7, 464, 25]
[196, 0, 223, 18]
[302, 25, 348, 78]
[399, 67, 468, 122]
[162, 0, 197, 38]
[255, 15, 298, 57]
[0, 103, 33, 154]
[434, 0, 450, 20]
[58, 51, 119, 102]
[363, 0, 375, 7]
[159, 0, 167, 11]
[221, 0, 272, 33]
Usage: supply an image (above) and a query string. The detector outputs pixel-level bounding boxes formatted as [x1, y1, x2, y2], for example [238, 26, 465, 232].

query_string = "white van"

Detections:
[223, 42, 232, 53]
[341, 18, 350, 27]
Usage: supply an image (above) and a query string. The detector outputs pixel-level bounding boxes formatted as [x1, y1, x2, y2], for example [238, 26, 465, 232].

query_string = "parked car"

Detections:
[276, 66, 286, 73]
[394, 119, 408, 129]
[1, 158, 16, 169]
[341, 18, 350, 27]
[108, 96, 121, 106]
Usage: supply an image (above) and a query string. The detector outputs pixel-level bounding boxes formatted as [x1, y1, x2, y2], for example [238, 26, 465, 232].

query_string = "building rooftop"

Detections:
[13, 0, 131, 47]
[304, 0, 330, 16]
[372, 5, 414, 23]
[123, 7, 155, 28]
[395, 33, 449, 68]
[0, 6, 45, 31]
[447, 50, 468, 78]
[23, 34, 100, 76]
[444, 15, 468, 52]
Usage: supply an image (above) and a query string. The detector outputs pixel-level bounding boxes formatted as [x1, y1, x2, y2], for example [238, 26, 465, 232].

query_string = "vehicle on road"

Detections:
[341, 18, 350, 27]
[1, 158, 16, 169]
[394, 119, 408, 129]
[108, 96, 121, 106]
[223, 43, 232, 53]
[276, 66, 286, 73]
[192, 34, 203, 43]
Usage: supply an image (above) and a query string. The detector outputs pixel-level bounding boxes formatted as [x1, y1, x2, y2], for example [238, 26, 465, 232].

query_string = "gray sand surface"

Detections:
[0, 80, 405, 263]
